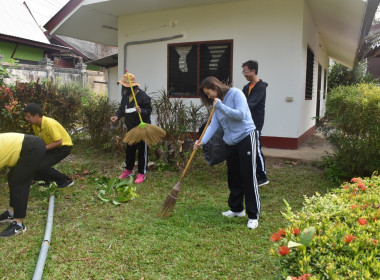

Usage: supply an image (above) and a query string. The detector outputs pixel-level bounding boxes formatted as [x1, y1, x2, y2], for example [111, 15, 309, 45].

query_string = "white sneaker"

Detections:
[222, 210, 245, 217]
[247, 219, 258, 229]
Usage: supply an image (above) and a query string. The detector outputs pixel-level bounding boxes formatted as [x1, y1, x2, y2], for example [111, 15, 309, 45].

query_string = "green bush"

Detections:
[328, 62, 377, 91]
[80, 92, 124, 151]
[151, 89, 207, 168]
[321, 83, 380, 182]
[270, 174, 380, 280]
[0, 81, 83, 133]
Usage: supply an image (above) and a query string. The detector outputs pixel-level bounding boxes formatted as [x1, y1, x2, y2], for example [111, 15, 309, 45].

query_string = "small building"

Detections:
[45, 0, 379, 149]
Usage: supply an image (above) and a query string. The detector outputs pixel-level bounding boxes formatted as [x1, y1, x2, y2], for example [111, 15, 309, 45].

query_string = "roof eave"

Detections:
[0, 33, 71, 52]
[44, 0, 84, 35]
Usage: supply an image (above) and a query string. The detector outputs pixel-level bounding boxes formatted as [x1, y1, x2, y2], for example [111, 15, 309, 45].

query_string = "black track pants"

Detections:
[256, 130, 266, 177]
[8, 135, 46, 219]
[226, 131, 261, 219]
[125, 141, 148, 175]
[34, 146, 71, 185]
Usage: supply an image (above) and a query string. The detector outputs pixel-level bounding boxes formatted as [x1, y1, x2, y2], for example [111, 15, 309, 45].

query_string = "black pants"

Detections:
[8, 135, 46, 219]
[256, 130, 266, 177]
[34, 146, 71, 185]
[226, 131, 260, 219]
[125, 141, 148, 175]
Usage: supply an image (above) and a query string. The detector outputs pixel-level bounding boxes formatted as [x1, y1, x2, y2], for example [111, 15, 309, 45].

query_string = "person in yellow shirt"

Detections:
[0, 133, 45, 238]
[24, 103, 74, 188]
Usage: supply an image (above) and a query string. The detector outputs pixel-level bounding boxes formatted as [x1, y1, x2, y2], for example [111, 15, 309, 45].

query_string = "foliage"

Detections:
[0, 81, 83, 133]
[151, 89, 208, 168]
[270, 174, 380, 280]
[80, 92, 124, 151]
[328, 62, 377, 91]
[0, 146, 332, 279]
[0, 58, 17, 86]
[94, 176, 138, 205]
[321, 83, 380, 183]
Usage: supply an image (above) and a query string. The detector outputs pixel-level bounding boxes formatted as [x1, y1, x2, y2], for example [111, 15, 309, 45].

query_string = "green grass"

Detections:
[0, 145, 333, 280]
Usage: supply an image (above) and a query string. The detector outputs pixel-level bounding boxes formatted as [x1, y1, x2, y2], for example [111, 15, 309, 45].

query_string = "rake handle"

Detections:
[125, 69, 144, 124]
[179, 107, 215, 181]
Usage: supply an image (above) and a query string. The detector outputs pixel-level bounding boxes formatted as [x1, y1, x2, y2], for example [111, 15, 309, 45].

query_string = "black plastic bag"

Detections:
[199, 122, 226, 166]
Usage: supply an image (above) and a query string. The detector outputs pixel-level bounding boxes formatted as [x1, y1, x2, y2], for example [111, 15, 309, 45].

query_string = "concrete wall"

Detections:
[113, 0, 329, 142]
[1, 57, 107, 93]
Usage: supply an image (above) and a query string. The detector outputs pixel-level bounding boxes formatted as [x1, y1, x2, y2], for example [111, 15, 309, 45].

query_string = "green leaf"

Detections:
[299, 226, 316, 246]
[112, 199, 122, 205]
[287, 241, 304, 248]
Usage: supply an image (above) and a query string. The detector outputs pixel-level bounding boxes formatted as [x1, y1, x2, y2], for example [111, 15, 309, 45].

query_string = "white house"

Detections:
[44, 0, 379, 149]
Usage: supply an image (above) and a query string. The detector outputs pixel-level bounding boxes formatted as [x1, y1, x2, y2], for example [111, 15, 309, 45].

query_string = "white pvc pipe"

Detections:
[32, 195, 55, 280]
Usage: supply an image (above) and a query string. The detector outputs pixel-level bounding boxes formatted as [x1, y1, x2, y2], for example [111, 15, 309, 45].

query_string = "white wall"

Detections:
[300, 2, 330, 135]
[114, 0, 328, 139]
[108, 66, 119, 102]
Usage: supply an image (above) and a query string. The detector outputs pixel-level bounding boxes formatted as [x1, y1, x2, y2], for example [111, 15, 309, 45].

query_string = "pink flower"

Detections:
[290, 274, 312, 280]
[278, 228, 286, 236]
[277, 245, 291, 256]
[292, 227, 301, 236]
[345, 235, 356, 243]
[357, 182, 367, 191]
[343, 185, 349, 189]
[373, 239, 378, 245]
[358, 218, 367, 225]
[270, 232, 282, 242]
[350, 178, 362, 183]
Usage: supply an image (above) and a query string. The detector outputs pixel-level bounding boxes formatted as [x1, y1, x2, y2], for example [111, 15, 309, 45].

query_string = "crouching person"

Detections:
[0, 133, 45, 238]
[24, 103, 74, 188]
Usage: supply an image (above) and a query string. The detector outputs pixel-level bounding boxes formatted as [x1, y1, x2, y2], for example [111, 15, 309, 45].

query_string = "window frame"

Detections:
[305, 46, 315, 100]
[167, 39, 233, 98]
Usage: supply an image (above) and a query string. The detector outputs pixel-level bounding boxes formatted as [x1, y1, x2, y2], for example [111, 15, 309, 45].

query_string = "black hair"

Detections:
[24, 103, 43, 116]
[242, 60, 259, 75]
[121, 85, 140, 96]
[199, 76, 231, 106]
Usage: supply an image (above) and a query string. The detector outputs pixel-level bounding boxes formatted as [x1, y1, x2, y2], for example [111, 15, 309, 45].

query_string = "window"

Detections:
[305, 47, 314, 100]
[323, 69, 327, 99]
[168, 40, 232, 97]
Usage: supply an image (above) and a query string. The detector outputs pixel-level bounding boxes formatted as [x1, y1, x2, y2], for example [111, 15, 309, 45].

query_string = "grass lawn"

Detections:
[0, 144, 333, 280]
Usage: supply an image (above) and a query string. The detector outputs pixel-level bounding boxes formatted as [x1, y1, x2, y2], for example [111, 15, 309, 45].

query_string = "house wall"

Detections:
[0, 41, 44, 62]
[108, 66, 119, 102]
[115, 0, 329, 147]
[300, 2, 329, 133]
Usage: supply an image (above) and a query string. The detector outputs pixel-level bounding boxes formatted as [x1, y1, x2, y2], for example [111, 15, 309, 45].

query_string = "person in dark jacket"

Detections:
[110, 73, 152, 183]
[242, 60, 269, 186]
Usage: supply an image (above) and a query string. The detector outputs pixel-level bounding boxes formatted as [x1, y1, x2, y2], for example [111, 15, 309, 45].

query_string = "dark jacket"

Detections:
[115, 88, 152, 130]
[242, 80, 268, 131]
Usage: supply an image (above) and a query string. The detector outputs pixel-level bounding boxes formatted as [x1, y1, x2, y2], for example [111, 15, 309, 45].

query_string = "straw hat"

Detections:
[118, 73, 140, 87]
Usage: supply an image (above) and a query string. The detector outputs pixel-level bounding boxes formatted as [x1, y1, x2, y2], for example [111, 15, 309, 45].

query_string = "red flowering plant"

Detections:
[0, 80, 83, 133]
[0, 84, 28, 132]
[271, 174, 379, 279]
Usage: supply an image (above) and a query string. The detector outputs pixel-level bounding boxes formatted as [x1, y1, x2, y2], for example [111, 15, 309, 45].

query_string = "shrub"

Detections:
[328, 62, 377, 91]
[151, 89, 207, 168]
[321, 83, 380, 183]
[80, 92, 124, 151]
[270, 174, 380, 280]
[0, 81, 83, 133]
[0, 84, 29, 132]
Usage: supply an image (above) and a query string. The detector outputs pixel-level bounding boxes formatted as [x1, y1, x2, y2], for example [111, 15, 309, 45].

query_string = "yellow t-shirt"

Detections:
[0, 133, 24, 167]
[32, 116, 72, 146]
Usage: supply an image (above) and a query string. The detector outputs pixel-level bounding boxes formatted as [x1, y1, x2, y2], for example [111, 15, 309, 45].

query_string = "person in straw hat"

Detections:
[110, 73, 152, 183]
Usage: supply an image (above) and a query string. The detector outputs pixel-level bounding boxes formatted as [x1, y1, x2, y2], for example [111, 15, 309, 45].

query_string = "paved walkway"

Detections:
[262, 132, 333, 162]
